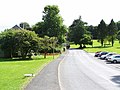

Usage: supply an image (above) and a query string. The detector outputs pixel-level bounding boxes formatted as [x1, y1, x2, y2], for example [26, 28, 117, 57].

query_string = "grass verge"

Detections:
[0, 55, 59, 90]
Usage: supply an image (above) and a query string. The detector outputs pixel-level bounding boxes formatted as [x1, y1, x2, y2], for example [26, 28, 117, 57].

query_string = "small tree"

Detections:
[40, 36, 58, 58]
[40, 36, 50, 58]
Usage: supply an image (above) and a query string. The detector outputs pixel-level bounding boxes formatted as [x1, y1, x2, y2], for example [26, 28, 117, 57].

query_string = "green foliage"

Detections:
[68, 16, 92, 48]
[0, 29, 40, 59]
[116, 21, 120, 30]
[87, 25, 98, 39]
[107, 19, 118, 46]
[39, 36, 58, 58]
[32, 22, 45, 37]
[33, 5, 67, 44]
[117, 30, 120, 43]
[97, 19, 107, 46]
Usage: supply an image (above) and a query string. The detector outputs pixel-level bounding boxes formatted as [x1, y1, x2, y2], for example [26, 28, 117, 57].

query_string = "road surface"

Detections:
[25, 49, 120, 90]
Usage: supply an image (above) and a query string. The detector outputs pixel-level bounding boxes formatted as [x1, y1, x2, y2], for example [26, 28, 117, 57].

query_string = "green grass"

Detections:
[84, 40, 120, 53]
[0, 55, 58, 90]
[70, 40, 120, 54]
[70, 44, 79, 48]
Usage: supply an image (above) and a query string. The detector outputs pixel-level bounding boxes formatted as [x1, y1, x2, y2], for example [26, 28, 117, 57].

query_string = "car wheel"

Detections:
[113, 60, 117, 63]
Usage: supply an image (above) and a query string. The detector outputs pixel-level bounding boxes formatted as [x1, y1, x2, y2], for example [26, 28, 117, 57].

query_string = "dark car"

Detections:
[94, 51, 101, 57]
[98, 52, 108, 57]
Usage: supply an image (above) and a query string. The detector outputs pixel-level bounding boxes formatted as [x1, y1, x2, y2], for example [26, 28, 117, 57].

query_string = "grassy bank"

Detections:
[84, 40, 120, 53]
[70, 40, 120, 54]
[0, 55, 58, 90]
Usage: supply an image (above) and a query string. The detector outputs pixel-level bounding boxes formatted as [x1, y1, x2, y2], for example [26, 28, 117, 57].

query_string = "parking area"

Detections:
[89, 52, 120, 71]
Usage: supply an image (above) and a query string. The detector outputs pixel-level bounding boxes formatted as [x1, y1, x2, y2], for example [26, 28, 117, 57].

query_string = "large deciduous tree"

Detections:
[108, 19, 118, 46]
[0, 29, 40, 59]
[33, 5, 67, 44]
[32, 22, 45, 37]
[68, 16, 92, 48]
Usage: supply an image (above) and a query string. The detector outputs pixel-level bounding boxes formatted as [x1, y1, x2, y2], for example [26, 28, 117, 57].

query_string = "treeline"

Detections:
[1, 5, 120, 59]
[0, 5, 67, 59]
[87, 19, 120, 46]
[68, 17, 120, 48]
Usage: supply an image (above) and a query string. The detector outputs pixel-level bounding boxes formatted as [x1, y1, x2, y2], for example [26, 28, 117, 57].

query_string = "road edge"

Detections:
[58, 51, 68, 90]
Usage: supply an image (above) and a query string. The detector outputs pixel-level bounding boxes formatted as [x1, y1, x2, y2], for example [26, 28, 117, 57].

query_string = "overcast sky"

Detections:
[0, 0, 120, 31]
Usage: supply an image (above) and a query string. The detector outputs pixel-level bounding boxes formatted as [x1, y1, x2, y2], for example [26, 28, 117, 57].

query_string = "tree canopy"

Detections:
[97, 19, 107, 46]
[107, 19, 118, 46]
[32, 5, 67, 44]
[0, 29, 40, 59]
[68, 16, 92, 48]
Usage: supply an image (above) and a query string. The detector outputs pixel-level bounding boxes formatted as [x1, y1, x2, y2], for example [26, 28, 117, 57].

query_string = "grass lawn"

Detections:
[70, 44, 80, 49]
[84, 40, 120, 53]
[70, 40, 120, 54]
[0, 55, 59, 90]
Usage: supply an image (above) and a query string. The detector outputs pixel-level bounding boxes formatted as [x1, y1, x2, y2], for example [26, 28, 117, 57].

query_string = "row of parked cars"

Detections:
[94, 51, 120, 63]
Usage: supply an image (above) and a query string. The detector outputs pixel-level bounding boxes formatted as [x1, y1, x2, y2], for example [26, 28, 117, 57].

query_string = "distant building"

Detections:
[11, 25, 22, 30]
[0, 25, 23, 58]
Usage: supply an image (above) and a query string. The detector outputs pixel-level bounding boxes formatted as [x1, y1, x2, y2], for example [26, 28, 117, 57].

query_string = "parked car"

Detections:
[100, 53, 116, 60]
[98, 52, 108, 57]
[107, 55, 120, 63]
[105, 53, 116, 60]
[94, 51, 101, 57]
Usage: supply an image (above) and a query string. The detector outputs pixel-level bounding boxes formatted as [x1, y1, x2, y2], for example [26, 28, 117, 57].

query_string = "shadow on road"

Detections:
[111, 75, 120, 87]
[106, 62, 120, 64]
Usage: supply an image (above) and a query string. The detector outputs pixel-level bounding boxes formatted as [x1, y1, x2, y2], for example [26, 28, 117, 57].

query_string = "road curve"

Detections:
[25, 49, 120, 90]
[59, 49, 120, 90]
[24, 55, 65, 90]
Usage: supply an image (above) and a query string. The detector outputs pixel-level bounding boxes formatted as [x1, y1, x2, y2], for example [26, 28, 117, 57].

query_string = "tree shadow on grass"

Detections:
[0, 58, 33, 62]
[111, 75, 120, 87]
[69, 46, 112, 50]
[116, 47, 120, 49]
[86, 45, 112, 48]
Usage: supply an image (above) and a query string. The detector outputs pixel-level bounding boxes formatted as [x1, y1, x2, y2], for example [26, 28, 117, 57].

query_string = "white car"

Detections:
[107, 55, 120, 63]
[100, 53, 115, 60]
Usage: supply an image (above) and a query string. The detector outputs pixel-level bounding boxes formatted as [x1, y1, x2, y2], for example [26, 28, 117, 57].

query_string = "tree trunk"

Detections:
[111, 37, 114, 46]
[101, 39, 103, 46]
[44, 52, 47, 58]
[79, 44, 82, 49]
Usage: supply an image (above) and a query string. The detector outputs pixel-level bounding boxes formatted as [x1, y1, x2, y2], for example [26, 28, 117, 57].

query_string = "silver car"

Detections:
[100, 53, 116, 60]
[107, 55, 120, 63]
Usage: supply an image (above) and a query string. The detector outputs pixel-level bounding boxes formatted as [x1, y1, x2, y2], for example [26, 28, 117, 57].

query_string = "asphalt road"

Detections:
[25, 49, 120, 90]
[59, 50, 120, 90]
